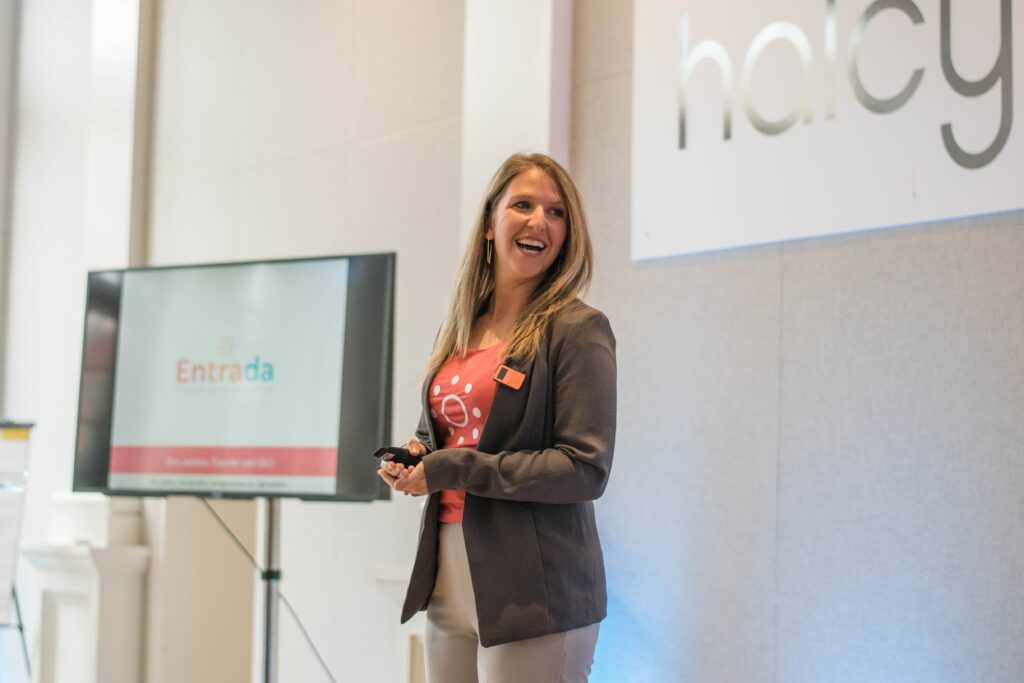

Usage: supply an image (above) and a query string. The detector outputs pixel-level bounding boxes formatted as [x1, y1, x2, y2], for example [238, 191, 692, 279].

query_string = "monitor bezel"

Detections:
[71, 253, 394, 502]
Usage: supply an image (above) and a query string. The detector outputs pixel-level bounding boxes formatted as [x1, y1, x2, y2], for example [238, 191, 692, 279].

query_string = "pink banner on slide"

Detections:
[110, 445, 337, 476]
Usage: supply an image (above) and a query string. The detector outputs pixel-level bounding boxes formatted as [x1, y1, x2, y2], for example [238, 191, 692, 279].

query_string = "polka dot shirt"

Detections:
[429, 341, 505, 523]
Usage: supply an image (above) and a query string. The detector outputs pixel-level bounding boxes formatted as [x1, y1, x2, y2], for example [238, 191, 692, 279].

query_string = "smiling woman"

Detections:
[486, 166, 568, 289]
[377, 153, 616, 683]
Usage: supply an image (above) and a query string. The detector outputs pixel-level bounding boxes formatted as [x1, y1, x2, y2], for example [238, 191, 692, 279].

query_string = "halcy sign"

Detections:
[631, 0, 1021, 259]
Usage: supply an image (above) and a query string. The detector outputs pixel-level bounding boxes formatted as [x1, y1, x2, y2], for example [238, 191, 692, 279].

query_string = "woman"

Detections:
[378, 152, 616, 683]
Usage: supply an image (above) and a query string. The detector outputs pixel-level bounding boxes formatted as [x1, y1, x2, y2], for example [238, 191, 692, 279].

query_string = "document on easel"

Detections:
[0, 423, 31, 622]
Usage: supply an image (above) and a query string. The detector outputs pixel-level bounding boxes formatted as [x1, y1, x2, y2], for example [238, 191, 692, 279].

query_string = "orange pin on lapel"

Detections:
[493, 364, 525, 390]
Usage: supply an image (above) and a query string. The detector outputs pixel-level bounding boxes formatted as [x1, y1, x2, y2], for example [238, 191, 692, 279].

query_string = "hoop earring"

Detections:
[486, 239, 493, 265]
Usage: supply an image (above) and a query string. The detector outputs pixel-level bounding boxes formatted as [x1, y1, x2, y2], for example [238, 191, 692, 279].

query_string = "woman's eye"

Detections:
[549, 207, 565, 218]
[513, 200, 530, 210]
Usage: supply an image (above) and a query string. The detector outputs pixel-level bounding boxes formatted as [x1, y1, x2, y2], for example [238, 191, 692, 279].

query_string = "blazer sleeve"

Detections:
[414, 407, 436, 454]
[421, 309, 616, 504]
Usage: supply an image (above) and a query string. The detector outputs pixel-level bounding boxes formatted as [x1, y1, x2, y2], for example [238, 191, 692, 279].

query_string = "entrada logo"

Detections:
[176, 338, 275, 384]
[176, 357, 275, 383]
[678, 0, 1013, 169]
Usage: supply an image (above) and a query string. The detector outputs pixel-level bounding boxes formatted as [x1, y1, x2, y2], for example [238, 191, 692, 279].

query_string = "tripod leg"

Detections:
[12, 587, 31, 679]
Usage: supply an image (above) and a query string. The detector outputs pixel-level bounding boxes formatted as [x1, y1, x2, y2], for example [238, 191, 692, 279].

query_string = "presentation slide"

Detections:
[107, 259, 348, 496]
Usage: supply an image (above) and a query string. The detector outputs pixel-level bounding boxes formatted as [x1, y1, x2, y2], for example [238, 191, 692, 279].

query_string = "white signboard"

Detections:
[632, 0, 1022, 259]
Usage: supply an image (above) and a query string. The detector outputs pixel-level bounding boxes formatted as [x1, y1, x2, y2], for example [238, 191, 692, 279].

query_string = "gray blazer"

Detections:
[400, 299, 617, 647]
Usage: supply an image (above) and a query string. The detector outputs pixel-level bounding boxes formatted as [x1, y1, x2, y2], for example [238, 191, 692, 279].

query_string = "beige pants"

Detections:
[425, 523, 599, 683]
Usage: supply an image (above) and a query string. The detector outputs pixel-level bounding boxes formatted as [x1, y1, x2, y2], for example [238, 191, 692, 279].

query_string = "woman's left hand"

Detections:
[394, 462, 428, 496]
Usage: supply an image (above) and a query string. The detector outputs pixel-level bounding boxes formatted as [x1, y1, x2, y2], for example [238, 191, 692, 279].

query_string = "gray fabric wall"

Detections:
[573, 2, 1024, 682]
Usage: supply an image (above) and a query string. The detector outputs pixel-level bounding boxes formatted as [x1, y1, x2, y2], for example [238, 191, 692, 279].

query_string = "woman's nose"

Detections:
[527, 205, 546, 228]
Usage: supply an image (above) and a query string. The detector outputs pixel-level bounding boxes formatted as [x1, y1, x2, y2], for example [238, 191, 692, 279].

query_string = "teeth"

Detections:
[516, 239, 545, 250]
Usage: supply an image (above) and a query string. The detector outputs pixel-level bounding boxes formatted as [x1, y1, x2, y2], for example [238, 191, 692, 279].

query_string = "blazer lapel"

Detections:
[476, 354, 531, 455]
[420, 375, 439, 451]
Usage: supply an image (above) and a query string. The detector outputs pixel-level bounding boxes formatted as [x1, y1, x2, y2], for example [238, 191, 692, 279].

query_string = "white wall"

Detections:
[459, 0, 572, 242]
[147, 0, 464, 680]
[0, 0, 18, 414]
[142, 496, 258, 683]
[2, 1, 159, 680]
[2, 2, 94, 678]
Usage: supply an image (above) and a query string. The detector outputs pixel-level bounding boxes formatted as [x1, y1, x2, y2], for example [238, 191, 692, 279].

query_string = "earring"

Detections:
[486, 239, 493, 265]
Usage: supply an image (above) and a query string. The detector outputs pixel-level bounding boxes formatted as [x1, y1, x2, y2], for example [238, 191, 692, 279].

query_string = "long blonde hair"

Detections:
[425, 153, 593, 378]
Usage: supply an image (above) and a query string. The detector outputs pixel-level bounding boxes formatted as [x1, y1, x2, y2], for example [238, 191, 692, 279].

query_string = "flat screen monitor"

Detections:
[72, 254, 393, 501]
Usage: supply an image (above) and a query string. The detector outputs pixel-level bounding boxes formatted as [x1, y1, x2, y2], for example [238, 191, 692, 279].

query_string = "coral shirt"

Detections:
[428, 342, 504, 523]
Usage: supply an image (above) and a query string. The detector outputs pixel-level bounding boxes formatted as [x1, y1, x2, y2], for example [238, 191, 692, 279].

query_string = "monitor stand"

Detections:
[260, 497, 281, 683]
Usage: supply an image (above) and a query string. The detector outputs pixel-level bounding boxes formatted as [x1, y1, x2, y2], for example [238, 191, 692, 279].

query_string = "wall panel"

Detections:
[776, 216, 1024, 683]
